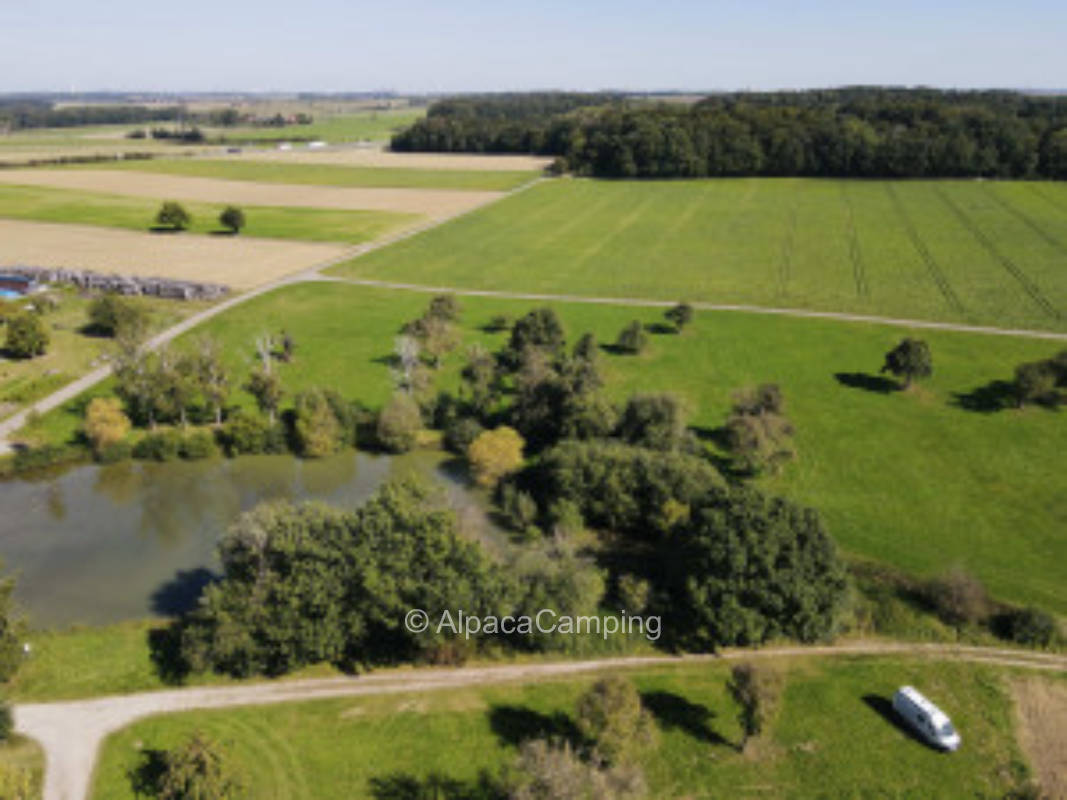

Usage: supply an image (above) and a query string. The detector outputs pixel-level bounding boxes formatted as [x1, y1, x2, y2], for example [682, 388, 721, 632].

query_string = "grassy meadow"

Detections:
[0, 290, 211, 418]
[20, 281, 1066, 612]
[58, 157, 539, 191]
[0, 183, 417, 244]
[88, 657, 1030, 800]
[329, 178, 1067, 332]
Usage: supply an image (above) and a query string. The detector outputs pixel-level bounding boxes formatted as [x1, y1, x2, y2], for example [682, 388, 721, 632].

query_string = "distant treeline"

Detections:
[0, 101, 311, 132]
[0, 100, 183, 130]
[391, 88, 1067, 179]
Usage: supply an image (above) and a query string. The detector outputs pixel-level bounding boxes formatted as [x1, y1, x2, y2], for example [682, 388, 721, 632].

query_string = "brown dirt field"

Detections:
[0, 169, 502, 218]
[1012, 677, 1067, 799]
[0, 219, 347, 290]
[227, 145, 553, 172]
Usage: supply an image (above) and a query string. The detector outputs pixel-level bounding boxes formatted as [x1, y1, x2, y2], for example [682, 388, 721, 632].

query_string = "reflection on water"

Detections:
[0, 451, 502, 628]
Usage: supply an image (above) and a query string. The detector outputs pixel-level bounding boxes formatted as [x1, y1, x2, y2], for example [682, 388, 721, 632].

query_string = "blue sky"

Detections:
[2, 0, 1064, 93]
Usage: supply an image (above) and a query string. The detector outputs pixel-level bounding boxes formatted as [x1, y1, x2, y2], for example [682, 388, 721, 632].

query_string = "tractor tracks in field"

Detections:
[884, 183, 965, 314]
[932, 185, 1061, 322]
[839, 183, 870, 298]
[15, 642, 1067, 800]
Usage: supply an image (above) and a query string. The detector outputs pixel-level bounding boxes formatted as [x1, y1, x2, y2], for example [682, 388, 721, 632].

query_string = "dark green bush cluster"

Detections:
[132, 429, 218, 461]
[176, 481, 513, 676]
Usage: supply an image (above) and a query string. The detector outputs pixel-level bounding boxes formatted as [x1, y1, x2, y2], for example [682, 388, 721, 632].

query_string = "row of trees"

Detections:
[155, 202, 245, 234]
[392, 88, 1067, 179]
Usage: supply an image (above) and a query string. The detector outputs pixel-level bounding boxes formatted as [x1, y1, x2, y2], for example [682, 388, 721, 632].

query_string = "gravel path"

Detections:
[316, 275, 1067, 341]
[15, 642, 1067, 800]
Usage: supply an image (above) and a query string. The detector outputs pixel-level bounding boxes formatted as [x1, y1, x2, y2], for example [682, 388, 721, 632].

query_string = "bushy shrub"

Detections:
[180, 428, 219, 460]
[614, 320, 648, 354]
[498, 482, 539, 532]
[468, 426, 525, 488]
[444, 416, 484, 455]
[576, 676, 658, 764]
[86, 294, 149, 340]
[11, 443, 89, 475]
[133, 429, 183, 462]
[293, 388, 346, 458]
[925, 567, 991, 628]
[4, 313, 49, 358]
[217, 411, 270, 455]
[999, 606, 1057, 647]
[728, 662, 782, 748]
[96, 439, 133, 464]
[534, 440, 725, 538]
[617, 392, 689, 451]
[84, 396, 131, 455]
[376, 393, 423, 453]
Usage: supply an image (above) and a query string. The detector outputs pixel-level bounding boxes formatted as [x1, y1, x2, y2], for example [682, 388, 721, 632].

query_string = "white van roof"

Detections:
[897, 686, 951, 727]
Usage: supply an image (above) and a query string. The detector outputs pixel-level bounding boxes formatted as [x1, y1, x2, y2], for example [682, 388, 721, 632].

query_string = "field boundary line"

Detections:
[318, 275, 1067, 341]
[884, 184, 965, 313]
[15, 642, 1067, 800]
[932, 185, 1060, 320]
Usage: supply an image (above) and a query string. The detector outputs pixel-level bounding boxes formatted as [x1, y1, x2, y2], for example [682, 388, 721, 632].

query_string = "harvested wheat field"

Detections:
[0, 169, 503, 218]
[0, 219, 348, 290]
[1013, 677, 1067, 799]
[227, 145, 553, 172]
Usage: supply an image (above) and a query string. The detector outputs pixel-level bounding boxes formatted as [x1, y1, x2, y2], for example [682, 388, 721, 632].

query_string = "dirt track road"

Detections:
[15, 642, 1067, 800]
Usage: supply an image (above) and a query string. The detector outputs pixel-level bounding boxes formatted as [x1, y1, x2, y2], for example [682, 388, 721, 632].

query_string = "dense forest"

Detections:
[391, 88, 1067, 179]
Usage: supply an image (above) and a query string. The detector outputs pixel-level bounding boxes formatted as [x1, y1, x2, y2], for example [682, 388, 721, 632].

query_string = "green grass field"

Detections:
[329, 178, 1067, 332]
[23, 281, 1064, 612]
[88, 657, 1030, 799]
[59, 157, 539, 191]
[0, 184, 417, 243]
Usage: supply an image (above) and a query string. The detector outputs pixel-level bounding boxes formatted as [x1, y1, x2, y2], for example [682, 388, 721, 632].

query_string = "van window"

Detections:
[939, 722, 956, 737]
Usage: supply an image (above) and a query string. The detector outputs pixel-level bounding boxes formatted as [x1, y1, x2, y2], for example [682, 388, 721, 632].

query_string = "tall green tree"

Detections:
[4, 313, 48, 359]
[881, 338, 933, 388]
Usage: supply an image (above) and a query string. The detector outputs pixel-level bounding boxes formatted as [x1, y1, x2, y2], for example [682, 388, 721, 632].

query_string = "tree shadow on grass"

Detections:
[488, 705, 585, 750]
[834, 372, 900, 394]
[641, 691, 731, 748]
[150, 566, 217, 616]
[950, 380, 1063, 414]
[147, 622, 191, 686]
[370, 772, 504, 800]
[862, 694, 937, 749]
[644, 322, 676, 335]
[128, 748, 168, 795]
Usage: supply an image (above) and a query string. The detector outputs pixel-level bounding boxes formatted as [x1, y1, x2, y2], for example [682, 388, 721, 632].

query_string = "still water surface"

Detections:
[0, 452, 496, 628]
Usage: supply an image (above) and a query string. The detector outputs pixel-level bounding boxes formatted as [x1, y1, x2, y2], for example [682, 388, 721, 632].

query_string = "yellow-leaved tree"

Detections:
[467, 426, 525, 488]
[84, 397, 131, 453]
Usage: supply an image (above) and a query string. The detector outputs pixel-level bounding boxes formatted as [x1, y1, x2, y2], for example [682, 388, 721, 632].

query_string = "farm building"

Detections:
[0, 273, 40, 298]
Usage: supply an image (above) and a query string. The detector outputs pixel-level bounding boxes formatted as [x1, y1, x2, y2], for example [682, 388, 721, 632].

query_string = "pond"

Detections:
[0, 451, 505, 628]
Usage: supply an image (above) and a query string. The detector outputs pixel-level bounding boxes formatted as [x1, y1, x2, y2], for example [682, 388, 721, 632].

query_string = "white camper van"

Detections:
[892, 686, 961, 751]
